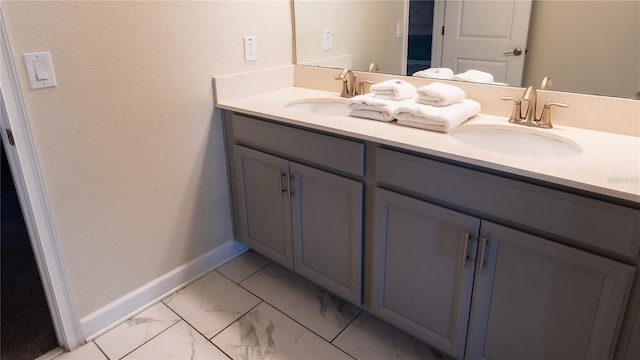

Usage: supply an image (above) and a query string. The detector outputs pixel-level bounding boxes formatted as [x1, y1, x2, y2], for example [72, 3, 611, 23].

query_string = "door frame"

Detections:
[431, 0, 446, 68]
[0, 5, 83, 350]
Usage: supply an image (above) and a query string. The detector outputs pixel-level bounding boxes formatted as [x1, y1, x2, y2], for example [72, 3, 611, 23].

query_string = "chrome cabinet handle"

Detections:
[478, 236, 488, 276]
[288, 175, 295, 196]
[461, 231, 470, 268]
[504, 47, 523, 56]
[461, 231, 480, 270]
[279, 171, 287, 197]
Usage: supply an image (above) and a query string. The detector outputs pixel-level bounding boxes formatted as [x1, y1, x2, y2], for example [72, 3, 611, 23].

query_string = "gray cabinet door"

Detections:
[466, 221, 635, 360]
[371, 188, 481, 359]
[233, 145, 293, 268]
[290, 162, 363, 304]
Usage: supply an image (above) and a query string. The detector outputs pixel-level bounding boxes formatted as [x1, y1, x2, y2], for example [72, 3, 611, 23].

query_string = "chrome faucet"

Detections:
[500, 77, 569, 129]
[335, 68, 358, 98]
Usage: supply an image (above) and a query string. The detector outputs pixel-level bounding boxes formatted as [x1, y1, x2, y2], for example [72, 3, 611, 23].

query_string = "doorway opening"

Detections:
[1, 138, 58, 360]
[407, 0, 435, 75]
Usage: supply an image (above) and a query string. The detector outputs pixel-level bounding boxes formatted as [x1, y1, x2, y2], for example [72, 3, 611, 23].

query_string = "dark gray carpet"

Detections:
[2, 141, 58, 360]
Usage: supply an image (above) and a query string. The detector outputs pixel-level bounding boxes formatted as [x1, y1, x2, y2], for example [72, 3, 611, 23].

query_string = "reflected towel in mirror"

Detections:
[452, 69, 495, 84]
[412, 68, 455, 80]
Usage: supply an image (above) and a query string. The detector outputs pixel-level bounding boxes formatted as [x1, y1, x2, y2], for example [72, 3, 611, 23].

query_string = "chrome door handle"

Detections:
[504, 47, 523, 56]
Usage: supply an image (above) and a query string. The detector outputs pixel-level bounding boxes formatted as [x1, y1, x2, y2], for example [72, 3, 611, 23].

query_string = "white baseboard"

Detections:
[80, 240, 248, 340]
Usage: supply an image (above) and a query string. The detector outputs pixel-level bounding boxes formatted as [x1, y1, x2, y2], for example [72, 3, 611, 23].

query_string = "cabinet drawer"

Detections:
[230, 113, 365, 176]
[375, 147, 640, 257]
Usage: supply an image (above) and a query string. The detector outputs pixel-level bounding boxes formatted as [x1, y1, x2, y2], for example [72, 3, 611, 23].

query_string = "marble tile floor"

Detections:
[49, 250, 451, 360]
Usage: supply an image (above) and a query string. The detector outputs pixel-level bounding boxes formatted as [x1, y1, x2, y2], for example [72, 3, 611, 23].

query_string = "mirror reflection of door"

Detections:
[408, 0, 533, 86]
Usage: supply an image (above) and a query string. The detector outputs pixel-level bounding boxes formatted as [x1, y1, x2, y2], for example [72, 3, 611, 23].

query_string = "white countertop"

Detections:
[216, 87, 640, 204]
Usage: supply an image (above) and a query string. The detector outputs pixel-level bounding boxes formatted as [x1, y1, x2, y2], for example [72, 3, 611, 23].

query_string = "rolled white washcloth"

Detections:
[347, 94, 406, 122]
[416, 82, 466, 107]
[412, 68, 454, 80]
[370, 79, 417, 100]
[393, 99, 481, 133]
[452, 69, 494, 84]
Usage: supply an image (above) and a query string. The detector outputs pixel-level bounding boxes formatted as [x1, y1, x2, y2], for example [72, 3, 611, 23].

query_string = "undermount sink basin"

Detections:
[450, 124, 583, 158]
[284, 98, 349, 116]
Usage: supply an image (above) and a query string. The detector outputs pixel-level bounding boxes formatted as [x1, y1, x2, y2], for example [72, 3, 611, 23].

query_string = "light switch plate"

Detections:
[22, 52, 57, 90]
[396, 22, 403, 39]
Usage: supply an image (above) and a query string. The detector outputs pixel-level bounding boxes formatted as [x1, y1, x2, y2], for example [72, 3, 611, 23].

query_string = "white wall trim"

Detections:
[80, 240, 247, 340]
[0, 6, 84, 350]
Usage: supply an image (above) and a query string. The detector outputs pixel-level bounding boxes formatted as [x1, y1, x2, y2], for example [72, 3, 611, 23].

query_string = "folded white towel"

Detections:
[412, 68, 454, 80]
[416, 82, 466, 107]
[350, 109, 394, 122]
[370, 79, 417, 100]
[347, 94, 406, 122]
[393, 99, 481, 133]
[452, 69, 495, 84]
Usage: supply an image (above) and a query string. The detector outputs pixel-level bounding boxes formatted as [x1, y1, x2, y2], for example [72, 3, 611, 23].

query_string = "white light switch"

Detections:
[23, 52, 57, 89]
[33, 61, 49, 80]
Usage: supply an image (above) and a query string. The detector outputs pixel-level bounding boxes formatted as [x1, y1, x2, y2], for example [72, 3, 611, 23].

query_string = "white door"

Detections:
[440, 0, 532, 85]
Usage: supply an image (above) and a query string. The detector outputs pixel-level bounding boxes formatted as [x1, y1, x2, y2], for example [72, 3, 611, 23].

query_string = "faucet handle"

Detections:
[538, 102, 569, 128]
[500, 96, 523, 123]
[358, 80, 374, 95]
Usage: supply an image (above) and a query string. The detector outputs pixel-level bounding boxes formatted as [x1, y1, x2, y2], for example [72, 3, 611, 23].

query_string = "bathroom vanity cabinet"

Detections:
[222, 111, 638, 360]
[225, 113, 364, 304]
[372, 187, 632, 359]
[373, 147, 636, 359]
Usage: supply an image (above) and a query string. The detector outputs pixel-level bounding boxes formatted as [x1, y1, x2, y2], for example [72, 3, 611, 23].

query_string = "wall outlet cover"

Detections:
[244, 35, 257, 62]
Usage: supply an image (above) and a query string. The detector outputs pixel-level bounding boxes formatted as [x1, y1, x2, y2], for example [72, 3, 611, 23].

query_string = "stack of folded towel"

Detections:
[393, 82, 481, 133]
[347, 79, 416, 122]
[394, 99, 481, 132]
[415, 81, 465, 106]
[369, 79, 417, 100]
[348, 80, 480, 132]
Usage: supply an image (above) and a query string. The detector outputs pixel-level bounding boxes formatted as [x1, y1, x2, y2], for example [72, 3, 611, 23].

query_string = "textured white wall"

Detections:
[2, 0, 292, 317]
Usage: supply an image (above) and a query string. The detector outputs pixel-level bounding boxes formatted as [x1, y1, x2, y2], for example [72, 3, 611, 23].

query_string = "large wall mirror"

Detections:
[293, 0, 639, 99]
